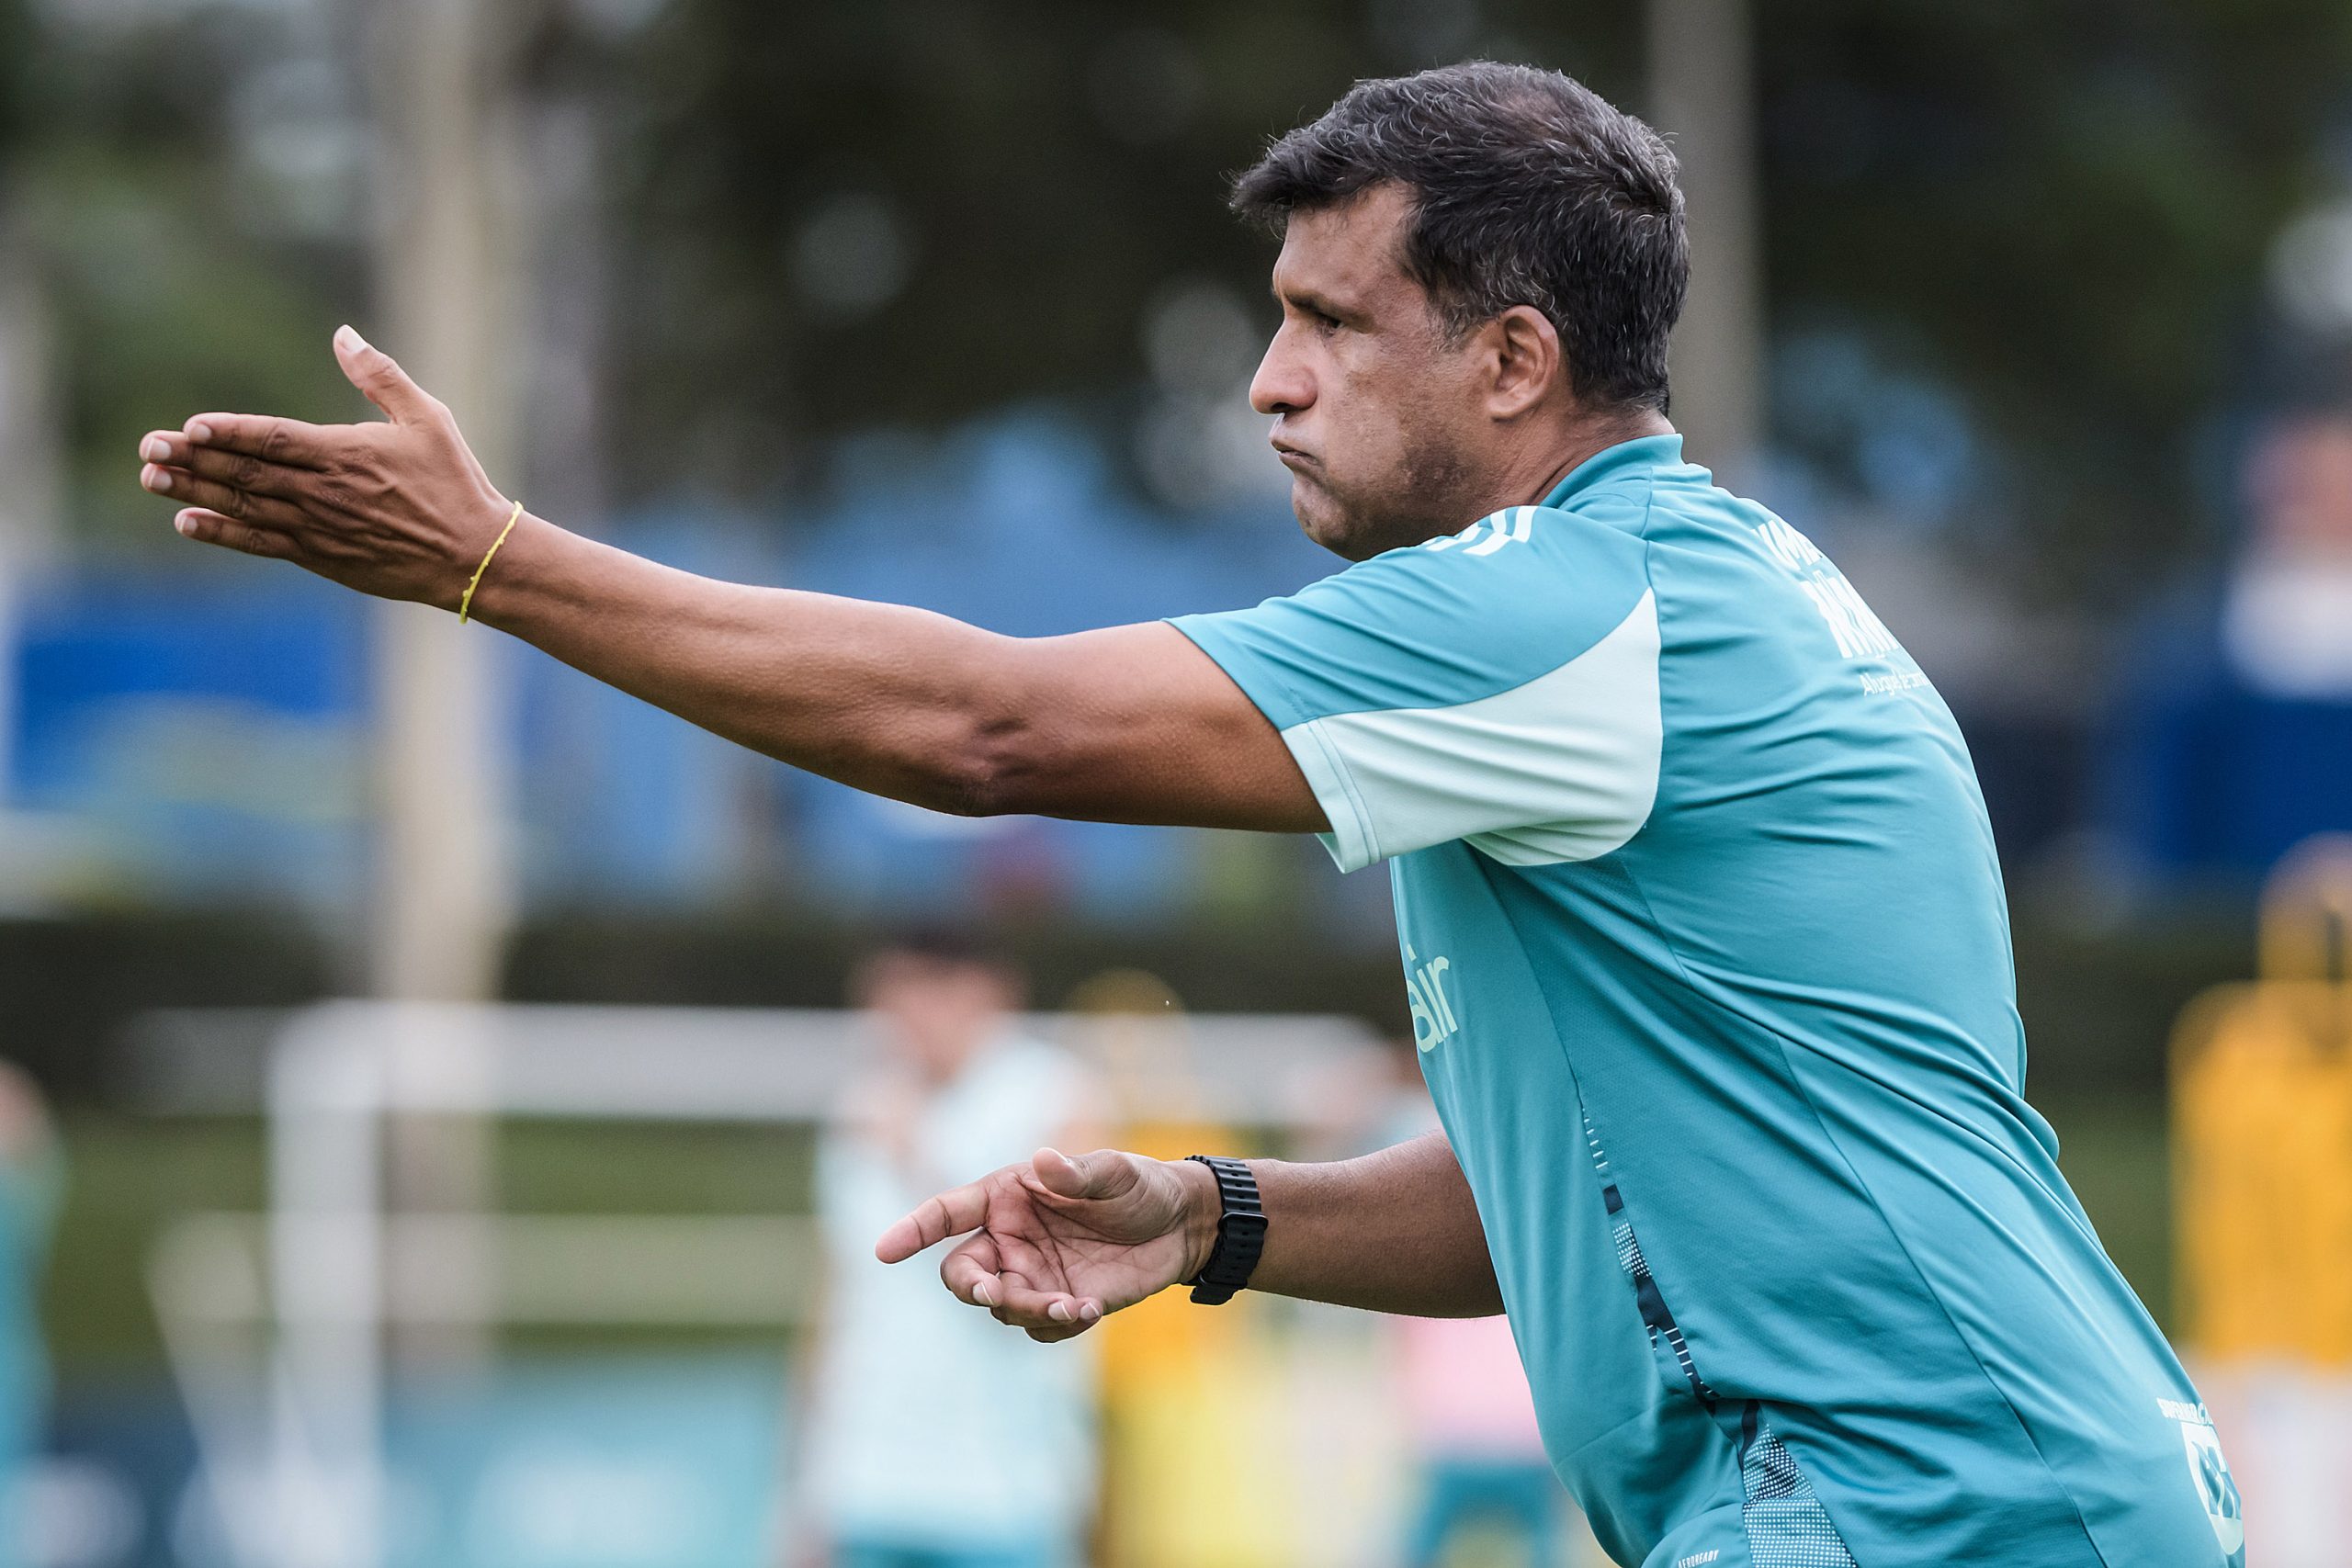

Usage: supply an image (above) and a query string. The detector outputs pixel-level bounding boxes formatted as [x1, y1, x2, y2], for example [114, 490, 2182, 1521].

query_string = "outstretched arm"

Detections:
[135, 329, 1324, 832]
[874, 1130, 1500, 1342]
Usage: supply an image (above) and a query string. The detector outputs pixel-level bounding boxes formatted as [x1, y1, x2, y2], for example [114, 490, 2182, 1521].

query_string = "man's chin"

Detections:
[1290, 481, 1368, 560]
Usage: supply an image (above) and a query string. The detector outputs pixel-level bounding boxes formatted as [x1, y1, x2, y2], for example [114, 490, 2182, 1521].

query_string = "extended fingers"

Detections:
[940, 1237, 1102, 1328]
[168, 413, 337, 470]
[140, 463, 310, 532]
[141, 434, 320, 505]
[876, 1175, 996, 1263]
[939, 1235, 1004, 1306]
[172, 508, 295, 558]
[987, 1281, 1103, 1329]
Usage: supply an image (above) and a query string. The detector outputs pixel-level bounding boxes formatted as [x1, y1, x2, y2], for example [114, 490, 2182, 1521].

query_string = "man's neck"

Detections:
[1501, 408, 1675, 513]
[1363, 407, 1679, 556]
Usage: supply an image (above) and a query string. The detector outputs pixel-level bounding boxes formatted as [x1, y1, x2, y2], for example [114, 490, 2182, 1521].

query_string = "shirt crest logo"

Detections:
[2158, 1398, 2244, 1559]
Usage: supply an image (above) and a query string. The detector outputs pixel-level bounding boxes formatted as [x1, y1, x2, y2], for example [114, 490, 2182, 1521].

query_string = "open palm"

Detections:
[876, 1147, 1213, 1343]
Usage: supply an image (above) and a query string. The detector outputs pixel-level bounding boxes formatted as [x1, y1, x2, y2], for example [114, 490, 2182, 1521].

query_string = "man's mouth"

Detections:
[1272, 441, 1317, 472]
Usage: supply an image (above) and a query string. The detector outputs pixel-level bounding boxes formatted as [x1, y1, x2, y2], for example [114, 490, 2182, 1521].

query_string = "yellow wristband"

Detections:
[458, 501, 523, 625]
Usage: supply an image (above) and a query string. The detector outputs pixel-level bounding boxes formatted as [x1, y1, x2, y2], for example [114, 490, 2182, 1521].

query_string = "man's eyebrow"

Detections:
[1273, 282, 1353, 319]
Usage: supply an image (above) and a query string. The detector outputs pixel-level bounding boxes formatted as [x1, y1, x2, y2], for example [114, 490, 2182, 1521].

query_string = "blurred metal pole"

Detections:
[0, 179, 61, 831]
[267, 1019, 386, 1568]
[1647, 0, 1766, 484]
[364, 0, 526, 1369]
[368, 0, 519, 1004]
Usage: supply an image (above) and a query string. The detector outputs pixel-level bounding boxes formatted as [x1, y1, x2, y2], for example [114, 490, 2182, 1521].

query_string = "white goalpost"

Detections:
[141, 1000, 1387, 1568]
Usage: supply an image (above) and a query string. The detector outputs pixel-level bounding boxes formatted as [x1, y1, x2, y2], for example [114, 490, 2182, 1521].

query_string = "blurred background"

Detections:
[0, 0, 2347, 1563]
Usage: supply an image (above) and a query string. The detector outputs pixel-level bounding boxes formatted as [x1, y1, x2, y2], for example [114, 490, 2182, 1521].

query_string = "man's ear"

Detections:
[1483, 305, 1566, 420]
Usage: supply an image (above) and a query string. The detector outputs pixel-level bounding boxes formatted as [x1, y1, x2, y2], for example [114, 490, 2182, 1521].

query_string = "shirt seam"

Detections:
[1605, 849, 2109, 1566]
[1601, 465, 2101, 1551]
[1598, 471, 2095, 1552]
[1288, 717, 1382, 870]
[1167, 615, 1316, 733]
[1169, 615, 1381, 864]
[1174, 469, 1656, 872]
[1462, 851, 1742, 1450]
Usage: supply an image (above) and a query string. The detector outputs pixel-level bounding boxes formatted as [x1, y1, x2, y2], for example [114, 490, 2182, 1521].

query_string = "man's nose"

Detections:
[1250, 336, 1313, 417]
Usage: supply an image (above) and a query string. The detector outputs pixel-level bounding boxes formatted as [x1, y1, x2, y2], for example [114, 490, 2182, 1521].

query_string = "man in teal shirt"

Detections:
[1162, 432, 2233, 1567]
[139, 59, 2237, 1568]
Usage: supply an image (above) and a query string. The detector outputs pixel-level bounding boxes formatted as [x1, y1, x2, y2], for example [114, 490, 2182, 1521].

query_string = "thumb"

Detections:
[1030, 1146, 1127, 1201]
[334, 325, 439, 424]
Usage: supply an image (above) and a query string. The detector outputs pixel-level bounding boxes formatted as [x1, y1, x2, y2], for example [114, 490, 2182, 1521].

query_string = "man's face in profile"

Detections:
[1248, 184, 1499, 561]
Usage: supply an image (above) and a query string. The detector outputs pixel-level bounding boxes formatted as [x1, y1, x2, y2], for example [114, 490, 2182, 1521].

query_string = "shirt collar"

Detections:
[1540, 433, 1686, 509]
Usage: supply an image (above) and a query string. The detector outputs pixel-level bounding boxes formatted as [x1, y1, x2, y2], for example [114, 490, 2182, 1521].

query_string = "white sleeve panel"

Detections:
[1278, 590, 1664, 874]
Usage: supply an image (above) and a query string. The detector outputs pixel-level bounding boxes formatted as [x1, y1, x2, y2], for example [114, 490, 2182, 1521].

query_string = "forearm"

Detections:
[1184, 1131, 1503, 1317]
[468, 515, 1024, 811]
[465, 514, 1317, 830]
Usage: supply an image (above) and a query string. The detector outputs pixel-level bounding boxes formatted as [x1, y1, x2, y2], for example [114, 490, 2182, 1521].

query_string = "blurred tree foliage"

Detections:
[599, 0, 1645, 497]
[18, 0, 2352, 597]
[0, 0, 31, 158]
[1759, 0, 2352, 600]
[605, 0, 2352, 600]
[21, 5, 364, 547]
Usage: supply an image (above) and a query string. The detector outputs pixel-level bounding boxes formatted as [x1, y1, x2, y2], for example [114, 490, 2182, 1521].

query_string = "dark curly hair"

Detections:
[1232, 62, 1688, 414]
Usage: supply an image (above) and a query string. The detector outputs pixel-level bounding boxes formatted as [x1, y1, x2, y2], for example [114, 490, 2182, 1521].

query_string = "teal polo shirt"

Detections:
[1174, 435, 2243, 1568]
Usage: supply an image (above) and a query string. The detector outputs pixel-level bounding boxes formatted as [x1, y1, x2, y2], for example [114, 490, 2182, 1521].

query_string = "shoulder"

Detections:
[1323, 498, 1654, 640]
[1385, 495, 1651, 584]
[1172, 500, 1656, 728]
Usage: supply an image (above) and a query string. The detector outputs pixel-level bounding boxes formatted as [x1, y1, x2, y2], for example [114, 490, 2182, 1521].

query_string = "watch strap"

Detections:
[1184, 1154, 1266, 1305]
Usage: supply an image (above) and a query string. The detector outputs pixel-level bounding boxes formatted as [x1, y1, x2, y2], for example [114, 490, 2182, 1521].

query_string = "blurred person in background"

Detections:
[793, 931, 1102, 1568]
[2105, 367, 2352, 880]
[0, 1066, 57, 1568]
[143, 58, 2243, 1568]
[1060, 974, 1291, 1568]
[1363, 1041, 1568, 1568]
[1394, 1301, 1564, 1568]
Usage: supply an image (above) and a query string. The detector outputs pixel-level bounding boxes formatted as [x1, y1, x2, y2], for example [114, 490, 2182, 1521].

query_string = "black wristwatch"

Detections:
[1184, 1155, 1267, 1304]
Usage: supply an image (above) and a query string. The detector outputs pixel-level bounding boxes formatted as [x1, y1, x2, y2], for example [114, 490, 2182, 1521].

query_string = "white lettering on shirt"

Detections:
[1405, 944, 1461, 1052]
[1755, 517, 1904, 664]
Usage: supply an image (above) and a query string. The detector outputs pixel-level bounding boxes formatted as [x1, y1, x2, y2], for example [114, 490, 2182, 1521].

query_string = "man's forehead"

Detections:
[1271, 183, 1419, 307]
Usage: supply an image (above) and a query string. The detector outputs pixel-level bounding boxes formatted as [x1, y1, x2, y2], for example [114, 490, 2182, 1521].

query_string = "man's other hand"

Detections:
[136, 326, 517, 609]
[876, 1147, 1219, 1343]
